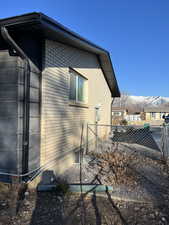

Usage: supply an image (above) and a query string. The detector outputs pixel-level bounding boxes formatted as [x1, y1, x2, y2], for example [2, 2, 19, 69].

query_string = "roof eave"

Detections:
[40, 16, 120, 97]
[0, 12, 120, 97]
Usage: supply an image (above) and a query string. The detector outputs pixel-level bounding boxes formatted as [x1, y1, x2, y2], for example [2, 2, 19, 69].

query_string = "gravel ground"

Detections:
[61, 143, 169, 202]
[0, 142, 169, 225]
[0, 191, 169, 225]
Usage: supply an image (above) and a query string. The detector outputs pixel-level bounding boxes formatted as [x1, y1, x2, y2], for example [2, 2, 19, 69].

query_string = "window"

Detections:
[150, 112, 156, 119]
[69, 69, 87, 103]
[113, 112, 122, 116]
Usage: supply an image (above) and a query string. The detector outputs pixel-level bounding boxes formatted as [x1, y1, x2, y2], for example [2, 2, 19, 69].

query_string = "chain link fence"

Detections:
[86, 123, 169, 161]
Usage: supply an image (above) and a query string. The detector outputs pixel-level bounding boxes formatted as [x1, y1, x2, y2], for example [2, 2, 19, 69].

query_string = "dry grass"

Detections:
[89, 150, 140, 187]
[0, 182, 10, 197]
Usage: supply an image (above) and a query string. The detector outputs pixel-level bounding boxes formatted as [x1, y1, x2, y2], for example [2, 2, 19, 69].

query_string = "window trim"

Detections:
[69, 67, 88, 105]
[69, 67, 88, 80]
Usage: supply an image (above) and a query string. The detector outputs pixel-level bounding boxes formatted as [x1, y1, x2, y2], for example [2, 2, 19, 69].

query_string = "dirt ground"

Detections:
[0, 190, 169, 225]
[0, 143, 169, 225]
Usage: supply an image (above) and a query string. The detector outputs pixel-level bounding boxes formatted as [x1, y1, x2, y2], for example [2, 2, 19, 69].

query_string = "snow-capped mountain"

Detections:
[129, 96, 169, 107]
[114, 95, 169, 110]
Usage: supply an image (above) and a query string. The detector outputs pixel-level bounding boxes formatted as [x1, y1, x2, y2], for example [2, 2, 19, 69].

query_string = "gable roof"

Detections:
[0, 12, 120, 97]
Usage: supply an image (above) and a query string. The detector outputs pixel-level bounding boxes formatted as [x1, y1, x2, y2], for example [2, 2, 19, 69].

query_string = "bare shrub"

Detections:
[90, 150, 137, 186]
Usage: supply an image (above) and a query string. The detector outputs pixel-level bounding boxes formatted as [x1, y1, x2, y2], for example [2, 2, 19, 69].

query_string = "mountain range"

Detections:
[128, 96, 169, 107]
[114, 95, 169, 111]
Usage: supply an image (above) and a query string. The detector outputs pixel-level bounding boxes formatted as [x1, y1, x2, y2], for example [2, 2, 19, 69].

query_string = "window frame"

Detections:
[150, 112, 156, 119]
[113, 112, 122, 117]
[69, 68, 88, 105]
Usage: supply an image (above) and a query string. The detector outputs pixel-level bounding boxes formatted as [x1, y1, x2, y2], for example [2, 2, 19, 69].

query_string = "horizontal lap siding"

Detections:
[41, 40, 111, 171]
[41, 41, 90, 168]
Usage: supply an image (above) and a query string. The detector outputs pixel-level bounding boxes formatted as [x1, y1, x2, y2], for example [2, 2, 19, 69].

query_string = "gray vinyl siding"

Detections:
[0, 50, 18, 174]
[0, 50, 41, 181]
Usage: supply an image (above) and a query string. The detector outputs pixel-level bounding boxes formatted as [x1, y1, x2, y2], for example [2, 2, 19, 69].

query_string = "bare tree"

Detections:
[113, 92, 129, 108]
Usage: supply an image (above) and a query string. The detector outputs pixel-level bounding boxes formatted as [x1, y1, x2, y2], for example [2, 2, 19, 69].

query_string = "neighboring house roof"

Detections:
[0, 12, 120, 97]
[127, 112, 141, 115]
[144, 107, 169, 113]
[112, 107, 126, 111]
[112, 106, 145, 115]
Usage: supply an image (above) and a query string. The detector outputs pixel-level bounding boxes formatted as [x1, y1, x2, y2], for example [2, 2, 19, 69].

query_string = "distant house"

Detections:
[144, 107, 169, 121]
[112, 107, 143, 124]
[112, 107, 127, 124]
[125, 112, 141, 122]
[0, 12, 120, 183]
[112, 107, 127, 117]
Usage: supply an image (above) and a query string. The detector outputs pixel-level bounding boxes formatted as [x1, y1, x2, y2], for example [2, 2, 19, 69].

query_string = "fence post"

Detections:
[167, 125, 169, 164]
[165, 124, 169, 162]
[161, 125, 165, 161]
[86, 123, 89, 154]
[95, 121, 98, 152]
[161, 124, 169, 162]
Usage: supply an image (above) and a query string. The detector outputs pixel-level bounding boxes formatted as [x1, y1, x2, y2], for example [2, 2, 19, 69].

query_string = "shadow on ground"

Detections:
[29, 169, 129, 225]
[29, 141, 169, 225]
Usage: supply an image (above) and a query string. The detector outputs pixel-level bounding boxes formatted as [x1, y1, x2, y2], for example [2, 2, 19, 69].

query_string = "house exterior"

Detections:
[125, 112, 141, 122]
[0, 13, 120, 183]
[112, 107, 127, 124]
[112, 107, 143, 124]
[112, 107, 149, 125]
[144, 107, 169, 123]
[112, 107, 127, 118]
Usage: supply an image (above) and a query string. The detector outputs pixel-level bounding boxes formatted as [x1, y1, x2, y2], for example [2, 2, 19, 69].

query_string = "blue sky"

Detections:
[0, 0, 169, 97]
